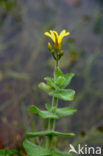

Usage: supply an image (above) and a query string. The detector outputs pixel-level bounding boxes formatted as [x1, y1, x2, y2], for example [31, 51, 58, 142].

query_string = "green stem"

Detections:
[56, 60, 58, 67]
[46, 97, 58, 149]
[49, 97, 58, 130]
[46, 61, 58, 149]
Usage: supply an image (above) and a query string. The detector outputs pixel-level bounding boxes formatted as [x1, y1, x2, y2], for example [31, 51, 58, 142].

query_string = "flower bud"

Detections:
[48, 42, 53, 52]
[58, 50, 64, 57]
[51, 49, 55, 55]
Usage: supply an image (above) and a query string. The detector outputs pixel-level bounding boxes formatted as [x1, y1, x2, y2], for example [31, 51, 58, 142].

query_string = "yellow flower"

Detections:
[44, 30, 70, 50]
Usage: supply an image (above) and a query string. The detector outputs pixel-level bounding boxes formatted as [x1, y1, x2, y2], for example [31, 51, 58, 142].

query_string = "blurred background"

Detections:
[0, 0, 103, 154]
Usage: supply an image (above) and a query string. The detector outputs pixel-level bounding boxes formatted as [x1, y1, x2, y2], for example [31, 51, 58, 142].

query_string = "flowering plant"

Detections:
[0, 30, 77, 156]
[23, 30, 77, 156]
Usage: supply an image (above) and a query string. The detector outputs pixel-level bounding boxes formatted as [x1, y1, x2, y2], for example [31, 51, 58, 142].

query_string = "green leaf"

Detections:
[25, 131, 75, 138]
[49, 89, 75, 101]
[0, 149, 18, 156]
[59, 73, 74, 89]
[56, 107, 77, 118]
[23, 140, 73, 156]
[45, 104, 51, 111]
[54, 67, 75, 89]
[55, 76, 65, 87]
[54, 67, 63, 81]
[23, 140, 50, 156]
[29, 105, 77, 119]
[29, 105, 58, 119]
[39, 82, 54, 92]
[40, 68, 75, 93]
[51, 148, 72, 156]
[44, 77, 58, 89]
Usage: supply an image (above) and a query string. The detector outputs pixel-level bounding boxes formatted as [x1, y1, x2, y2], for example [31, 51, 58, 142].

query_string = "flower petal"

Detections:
[44, 32, 51, 38]
[52, 31, 59, 47]
[44, 30, 70, 48]
[44, 31, 55, 43]
[65, 32, 70, 36]
[58, 30, 70, 44]
[50, 30, 56, 42]
[52, 31, 59, 38]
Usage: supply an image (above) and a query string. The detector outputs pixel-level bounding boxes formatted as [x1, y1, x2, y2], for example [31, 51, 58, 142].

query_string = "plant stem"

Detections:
[46, 61, 58, 149]
[46, 97, 58, 149]
[49, 97, 58, 130]
[56, 60, 58, 67]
